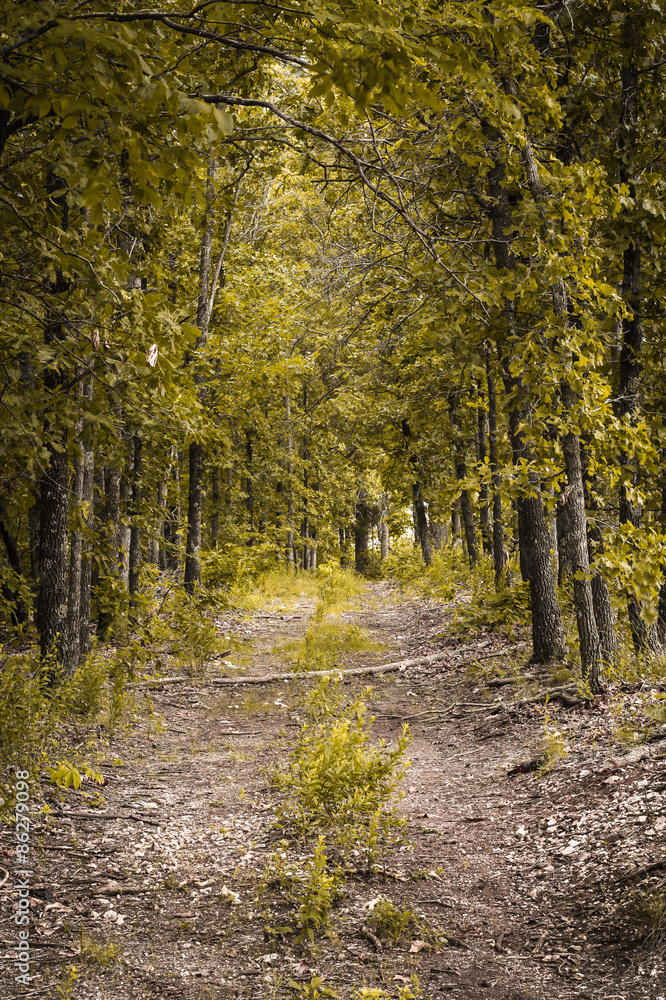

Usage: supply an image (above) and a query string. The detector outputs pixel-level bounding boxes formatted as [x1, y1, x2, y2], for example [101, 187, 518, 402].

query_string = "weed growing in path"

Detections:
[272, 681, 411, 862]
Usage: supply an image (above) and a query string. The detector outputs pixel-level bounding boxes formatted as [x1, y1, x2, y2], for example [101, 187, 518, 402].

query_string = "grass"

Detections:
[275, 612, 385, 673]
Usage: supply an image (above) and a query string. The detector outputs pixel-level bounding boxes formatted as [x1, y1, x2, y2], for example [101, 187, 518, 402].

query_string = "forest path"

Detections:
[22, 583, 666, 1000]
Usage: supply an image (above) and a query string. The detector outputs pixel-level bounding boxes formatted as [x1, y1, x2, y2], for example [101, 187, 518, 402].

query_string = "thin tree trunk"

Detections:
[0, 513, 29, 625]
[412, 481, 432, 566]
[486, 153, 565, 659]
[185, 166, 238, 592]
[97, 464, 120, 642]
[451, 501, 461, 542]
[78, 415, 94, 663]
[211, 466, 220, 549]
[559, 373, 602, 690]
[64, 398, 85, 674]
[486, 360, 507, 588]
[477, 398, 491, 554]
[355, 490, 371, 574]
[449, 399, 478, 569]
[285, 394, 294, 568]
[129, 433, 142, 612]
[379, 493, 389, 560]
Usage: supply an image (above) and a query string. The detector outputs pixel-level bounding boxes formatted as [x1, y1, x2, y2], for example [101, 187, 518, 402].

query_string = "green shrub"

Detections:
[272, 688, 411, 859]
[367, 898, 419, 943]
[151, 586, 224, 676]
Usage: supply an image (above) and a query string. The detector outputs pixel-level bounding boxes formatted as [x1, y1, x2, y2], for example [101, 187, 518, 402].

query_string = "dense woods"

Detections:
[2, 0, 666, 690]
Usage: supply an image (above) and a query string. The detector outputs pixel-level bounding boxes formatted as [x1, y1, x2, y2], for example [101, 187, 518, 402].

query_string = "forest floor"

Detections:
[5, 580, 666, 1000]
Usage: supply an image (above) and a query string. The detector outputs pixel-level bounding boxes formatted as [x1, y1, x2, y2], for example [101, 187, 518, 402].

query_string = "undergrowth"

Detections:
[271, 677, 411, 865]
[0, 646, 136, 819]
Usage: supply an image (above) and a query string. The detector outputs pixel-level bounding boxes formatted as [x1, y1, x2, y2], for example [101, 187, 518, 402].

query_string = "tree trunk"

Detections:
[211, 466, 220, 549]
[64, 401, 86, 674]
[97, 464, 120, 642]
[164, 452, 181, 574]
[118, 470, 131, 589]
[355, 490, 371, 574]
[560, 382, 602, 690]
[0, 514, 29, 625]
[378, 493, 389, 560]
[451, 501, 461, 542]
[449, 399, 478, 569]
[129, 433, 143, 611]
[28, 491, 40, 587]
[78, 419, 94, 663]
[412, 481, 432, 566]
[556, 488, 577, 584]
[477, 399, 491, 554]
[486, 360, 507, 588]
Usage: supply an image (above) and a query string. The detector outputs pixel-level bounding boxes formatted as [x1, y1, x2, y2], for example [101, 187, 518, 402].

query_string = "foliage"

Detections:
[262, 836, 342, 943]
[366, 898, 420, 943]
[538, 709, 570, 774]
[152, 587, 225, 676]
[279, 613, 384, 674]
[272, 686, 411, 859]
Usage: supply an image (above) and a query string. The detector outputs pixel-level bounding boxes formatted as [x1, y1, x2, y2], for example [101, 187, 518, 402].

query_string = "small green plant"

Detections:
[303, 674, 344, 722]
[272, 688, 410, 859]
[55, 965, 79, 999]
[262, 837, 341, 943]
[607, 883, 666, 952]
[539, 708, 569, 773]
[295, 836, 341, 942]
[367, 898, 419, 943]
[289, 975, 340, 999]
[80, 927, 122, 967]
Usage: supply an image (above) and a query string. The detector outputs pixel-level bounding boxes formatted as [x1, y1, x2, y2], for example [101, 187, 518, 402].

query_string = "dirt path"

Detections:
[7, 584, 666, 999]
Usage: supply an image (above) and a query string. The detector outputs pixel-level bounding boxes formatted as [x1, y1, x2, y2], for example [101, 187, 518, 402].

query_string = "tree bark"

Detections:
[485, 155, 565, 659]
[477, 399, 492, 554]
[355, 489, 371, 574]
[486, 359, 508, 588]
[449, 398, 478, 569]
[211, 465, 220, 549]
[560, 379, 602, 691]
[64, 398, 85, 674]
[78, 413, 94, 663]
[129, 433, 143, 612]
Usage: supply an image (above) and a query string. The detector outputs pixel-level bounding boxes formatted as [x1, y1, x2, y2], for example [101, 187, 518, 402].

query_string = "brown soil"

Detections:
[4, 583, 666, 999]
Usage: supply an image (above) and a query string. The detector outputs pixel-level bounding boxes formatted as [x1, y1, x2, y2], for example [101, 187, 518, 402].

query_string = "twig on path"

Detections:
[359, 924, 382, 951]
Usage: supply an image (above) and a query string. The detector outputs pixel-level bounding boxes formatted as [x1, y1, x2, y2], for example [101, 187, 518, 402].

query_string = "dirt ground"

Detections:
[3, 583, 666, 999]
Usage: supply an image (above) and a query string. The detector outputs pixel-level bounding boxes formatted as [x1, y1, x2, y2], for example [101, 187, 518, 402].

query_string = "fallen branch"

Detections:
[485, 685, 578, 716]
[127, 645, 514, 689]
[486, 674, 539, 688]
